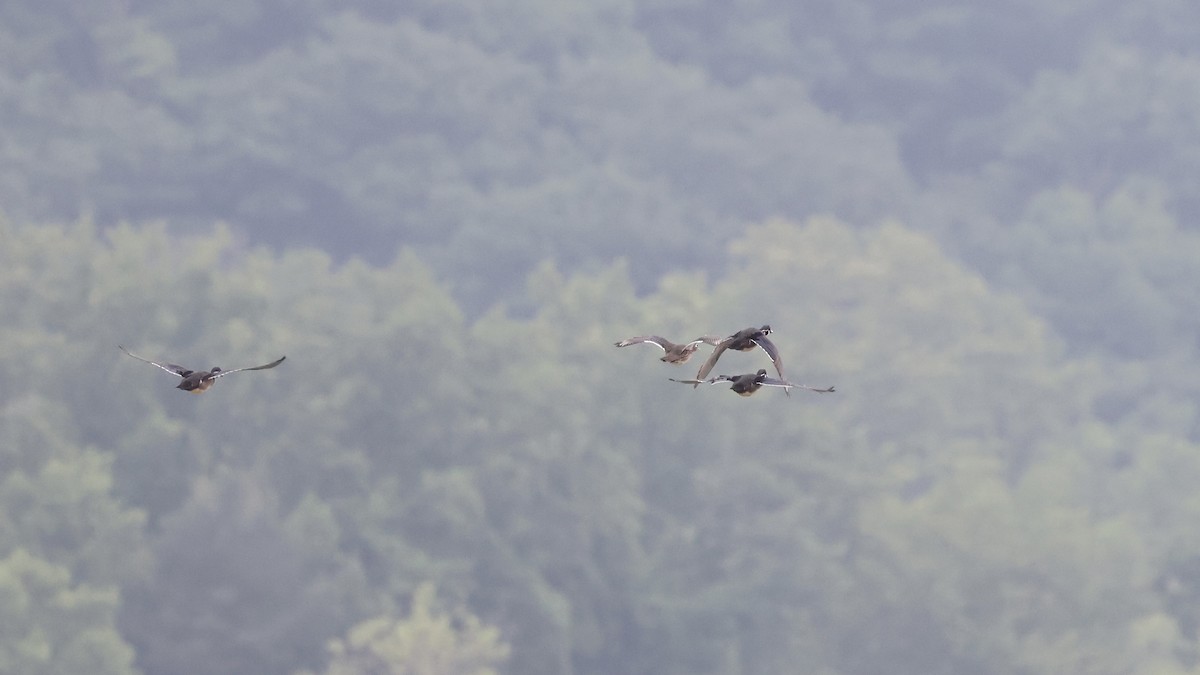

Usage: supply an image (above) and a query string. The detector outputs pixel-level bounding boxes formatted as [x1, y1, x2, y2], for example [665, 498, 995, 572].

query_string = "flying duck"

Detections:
[614, 335, 725, 364]
[119, 345, 286, 393]
[691, 325, 784, 387]
[671, 369, 834, 397]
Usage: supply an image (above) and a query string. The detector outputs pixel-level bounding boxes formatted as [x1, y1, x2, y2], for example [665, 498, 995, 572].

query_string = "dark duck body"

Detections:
[671, 368, 834, 396]
[692, 325, 784, 386]
[119, 345, 285, 394]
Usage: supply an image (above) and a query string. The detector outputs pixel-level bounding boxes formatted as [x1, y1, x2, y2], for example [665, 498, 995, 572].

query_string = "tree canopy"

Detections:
[0, 213, 1197, 673]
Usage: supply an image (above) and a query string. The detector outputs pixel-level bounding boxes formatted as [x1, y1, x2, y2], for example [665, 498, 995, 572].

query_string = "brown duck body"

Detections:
[176, 369, 220, 393]
[615, 335, 724, 364]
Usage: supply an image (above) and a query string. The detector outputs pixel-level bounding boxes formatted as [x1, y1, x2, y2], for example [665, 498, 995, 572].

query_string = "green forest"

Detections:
[5, 1, 1200, 673]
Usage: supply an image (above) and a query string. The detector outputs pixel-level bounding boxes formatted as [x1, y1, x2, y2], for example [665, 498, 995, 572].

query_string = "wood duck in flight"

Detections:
[691, 325, 784, 387]
[671, 368, 834, 397]
[614, 335, 726, 364]
[119, 345, 286, 393]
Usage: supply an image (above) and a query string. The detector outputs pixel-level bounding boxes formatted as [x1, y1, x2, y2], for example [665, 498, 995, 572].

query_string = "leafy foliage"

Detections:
[314, 582, 509, 675]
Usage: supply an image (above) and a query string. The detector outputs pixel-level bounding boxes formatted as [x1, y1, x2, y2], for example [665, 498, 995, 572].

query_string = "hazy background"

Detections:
[4, 1, 1200, 673]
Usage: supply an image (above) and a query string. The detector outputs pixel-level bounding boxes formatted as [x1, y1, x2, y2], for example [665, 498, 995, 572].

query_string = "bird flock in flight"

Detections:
[117, 324, 833, 399]
[615, 325, 835, 397]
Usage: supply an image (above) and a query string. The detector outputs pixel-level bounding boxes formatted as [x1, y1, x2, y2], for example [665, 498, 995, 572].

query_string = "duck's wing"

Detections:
[118, 345, 190, 378]
[692, 341, 731, 386]
[211, 355, 287, 378]
[669, 374, 732, 386]
[686, 336, 726, 348]
[751, 335, 784, 380]
[615, 336, 673, 352]
[757, 376, 793, 389]
[760, 376, 834, 393]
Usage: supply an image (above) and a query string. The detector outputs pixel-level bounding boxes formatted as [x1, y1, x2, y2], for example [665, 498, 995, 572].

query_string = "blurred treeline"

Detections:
[6, 0, 1200, 674]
